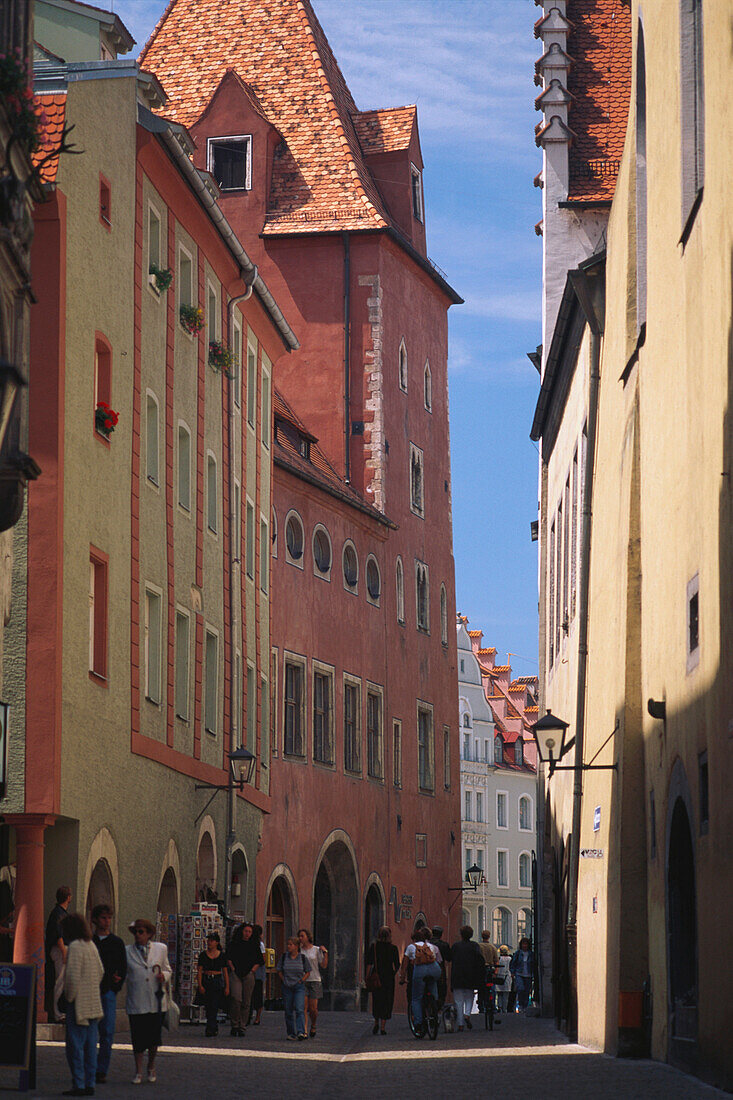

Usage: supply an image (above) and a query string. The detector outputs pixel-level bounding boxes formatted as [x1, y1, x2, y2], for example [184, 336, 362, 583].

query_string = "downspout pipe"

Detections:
[342, 232, 351, 484]
[223, 270, 257, 927]
[565, 261, 604, 1039]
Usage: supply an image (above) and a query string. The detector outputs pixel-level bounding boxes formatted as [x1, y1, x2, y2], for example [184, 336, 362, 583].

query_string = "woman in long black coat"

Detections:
[365, 926, 400, 1034]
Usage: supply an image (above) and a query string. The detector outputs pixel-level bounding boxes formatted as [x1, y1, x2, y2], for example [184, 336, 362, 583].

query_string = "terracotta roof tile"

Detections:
[139, 0, 398, 234]
[32, 93, 66, 184]
[351, 105, 416, 155]
[565, 0, 631, 202]
[467, 630, 483, 638]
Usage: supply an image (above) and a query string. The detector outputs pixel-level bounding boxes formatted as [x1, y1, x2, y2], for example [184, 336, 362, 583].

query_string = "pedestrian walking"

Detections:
[297, 928, 327, 1037]
[276, 936, 310, 1040]
[477, 931, 500, 1015]
[60, 912, 104, 1097]
[226, 922, 263, 1036]
[45, 884, 72, 1022]
[430, 925, 452, 1009]
[496, 946, 511, 1013]
[125, 918, 172, 1085]
[449, 925, 483, 1031]
[398, 928, 441, 1038]
[509, 937, 535, 1013]
[197, 932, 229, 1037]
[365, 925, 400, 1034]
[91, 904, 127, 1084]
[249, 924, 266, 1026]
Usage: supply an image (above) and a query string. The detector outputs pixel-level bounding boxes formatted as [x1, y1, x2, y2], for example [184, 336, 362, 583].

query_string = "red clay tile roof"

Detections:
[140, 0, 400, 234]
[525, 706, 539, 714]
[32, 94, 67, 184]
[565, 0, 631, 202]
[352, 105, 416, 155]
[467, 630, 483, 638]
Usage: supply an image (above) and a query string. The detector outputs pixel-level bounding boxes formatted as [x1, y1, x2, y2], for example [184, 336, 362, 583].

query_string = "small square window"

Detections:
[208, 136, 252, 192]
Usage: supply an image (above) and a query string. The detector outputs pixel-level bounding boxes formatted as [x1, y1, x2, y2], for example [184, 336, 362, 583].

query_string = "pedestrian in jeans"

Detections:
[249, 924, 266, 1026]
[91, 904, 127, 1084]
[276, 936, 310, 1040]
[509, 937, 535, 1012]
[226, 923, 263, 1036]
[61, 912, 104, 1097]
[398, 928, 441, 1037]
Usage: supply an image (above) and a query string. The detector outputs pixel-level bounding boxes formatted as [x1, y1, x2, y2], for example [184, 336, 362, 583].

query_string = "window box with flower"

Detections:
[95, 401, 119, 440]
[149, 264, 173, 294]
[179, 304, 204, 336]
[208, 340, 235, 379]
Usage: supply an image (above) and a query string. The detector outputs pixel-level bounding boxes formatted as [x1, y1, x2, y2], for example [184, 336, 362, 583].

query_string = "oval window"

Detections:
[343, 544, 358, 587]
[313, 528, 331, 573]
[286, 515, 303, 560]
[366, 557, 380, 600]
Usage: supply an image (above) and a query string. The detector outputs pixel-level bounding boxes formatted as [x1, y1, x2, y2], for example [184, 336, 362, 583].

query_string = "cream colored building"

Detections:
[532, 0, 733, 1090]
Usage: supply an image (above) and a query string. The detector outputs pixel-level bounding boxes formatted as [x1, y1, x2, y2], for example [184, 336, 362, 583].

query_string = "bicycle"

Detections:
[482, 965, 498, 1031]
[408, 987, 440, 1040]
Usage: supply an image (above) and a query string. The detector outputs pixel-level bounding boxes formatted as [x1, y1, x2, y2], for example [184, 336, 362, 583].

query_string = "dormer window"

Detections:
[207, 136, 252, 192]
[410, 164, 423, 222]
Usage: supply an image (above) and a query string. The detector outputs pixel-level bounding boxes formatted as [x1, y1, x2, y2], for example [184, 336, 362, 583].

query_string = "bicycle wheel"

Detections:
[425, 996, 439, 1040]
[408, 1000, 419, 1038]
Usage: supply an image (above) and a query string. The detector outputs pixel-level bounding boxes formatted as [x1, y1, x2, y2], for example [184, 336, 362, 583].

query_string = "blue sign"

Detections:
[593, 806, 601, 832]
[0, 963, 35, 1071]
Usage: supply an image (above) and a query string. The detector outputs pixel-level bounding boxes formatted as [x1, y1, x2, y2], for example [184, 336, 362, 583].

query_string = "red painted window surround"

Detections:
[99, 173, 111, 230]
[94, 332, 112, 448]
[89, 546, 109, 685]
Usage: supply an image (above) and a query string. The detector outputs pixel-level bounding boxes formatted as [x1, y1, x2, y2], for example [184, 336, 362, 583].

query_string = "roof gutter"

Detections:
[155, 120, 299, 353]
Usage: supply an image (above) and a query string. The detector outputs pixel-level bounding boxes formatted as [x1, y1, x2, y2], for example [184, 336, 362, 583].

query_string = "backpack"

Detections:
[414, 941, 435, 966]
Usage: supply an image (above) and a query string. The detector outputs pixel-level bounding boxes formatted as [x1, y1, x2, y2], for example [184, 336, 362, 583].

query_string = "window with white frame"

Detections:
[148, 203, 162, 282]
[476, 791, 483, 823]
[344, 675, 361, 774]
[417, 702, 434, 792]
[519, 852, 531, 889]
[463, 712, 471, 729]
[475, 848, 484, 875]
[416, 560, 429, 631]
[207, 454, 218, 533]
[175, 609, 190, 720]
[178, 423, 191, 512]
[465, 847, 473, 874]
[343, 541, 358, 591]
[284, 654, 306, 757]
[463, 732, 470, 760]
[493, 906, 511, 946]
[440, 584, 448, 645]
[515, 738, 524, 767]
[443, 725, 451, 790]
[260, 518, 268, 594]
[464, 790, 472, 821]
[517, 908, 533, 941]
[246, 340, 256, 427]
[144, 587, 162, 704]
[398, 339, 408, 392]
[146, 392, 159, 487]
[207, 135, 252, 192]
[410, 164, 423, 221]
[494, 735, 504, 765]
[395, 556, 405, 623]
[410, 443, 424, 517]
[204, 628, 218, 733]
[366, 555, 381, 605]
[519, 795, 532, 831]
[312, 663, 334, 765]
[497, 791, 508, 829]
[313, 525, 332, 577]
[178, 246, 193, 309]
[497, 849, 508, 888]
[246, 499, 255, 579]
[285, 511, 304, 566]
[207, 282, 218, 346]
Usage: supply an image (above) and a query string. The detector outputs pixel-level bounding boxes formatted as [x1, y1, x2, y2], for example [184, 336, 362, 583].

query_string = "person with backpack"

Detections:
[398, 928, 441, 1036]
[276, 936, 311, 1040]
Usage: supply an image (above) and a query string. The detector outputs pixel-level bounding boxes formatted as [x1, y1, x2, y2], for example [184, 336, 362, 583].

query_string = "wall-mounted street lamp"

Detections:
[194, 746, 256, 924]
[532, 710, 617, 777]
[447, 863, 483, 912]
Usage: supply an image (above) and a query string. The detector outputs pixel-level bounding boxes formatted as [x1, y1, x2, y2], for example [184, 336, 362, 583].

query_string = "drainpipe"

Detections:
[342, 232, 351, 484]
[565, 260, 604, 1039]
[223, 269, 257, 926]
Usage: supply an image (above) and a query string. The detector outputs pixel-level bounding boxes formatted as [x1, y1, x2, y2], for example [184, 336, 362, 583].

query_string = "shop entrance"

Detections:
[156, 867, 178, 917]
[85, 859, 114, 924]
[667, 797, 697, 1068]
[313, 840, 358, 1009]
[266, 875, 295, 1003]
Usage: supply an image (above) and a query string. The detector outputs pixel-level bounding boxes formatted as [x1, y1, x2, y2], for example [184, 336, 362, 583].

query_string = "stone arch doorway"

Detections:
[667, 795, 697, 1067]
[266, 872, 296, 1001]
[156, 867, 178, 917]
[313, 838, 359, 1009]
[85, 859, 114, 924]
[230, 848, 248, 914]
[363, 881, 383, 958]
[195, 830, 216, 902]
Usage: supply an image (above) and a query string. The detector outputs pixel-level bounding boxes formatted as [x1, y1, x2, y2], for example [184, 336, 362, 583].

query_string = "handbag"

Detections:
[163, 995, 180, 1031]
[365, 967, 381, 993]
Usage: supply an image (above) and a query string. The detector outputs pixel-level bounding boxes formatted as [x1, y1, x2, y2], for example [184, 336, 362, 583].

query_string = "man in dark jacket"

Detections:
[430, 926, 452, 1008]
[449, 925, 484, 1030]
[92, 904, 127, 1083]
[226, 923, 264, 1036]
[45, 885, 71, 1021]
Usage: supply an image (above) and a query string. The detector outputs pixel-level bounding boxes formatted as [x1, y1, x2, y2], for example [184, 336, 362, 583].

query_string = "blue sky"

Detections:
[117, 0, 541, 674]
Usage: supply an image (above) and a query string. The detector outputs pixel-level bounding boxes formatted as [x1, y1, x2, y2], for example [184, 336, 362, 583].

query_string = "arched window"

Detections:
[395, 557, 405, 623]
[416, 561, 429, 631]
[343, 541, 358, 590]
[410, 445, 424, 516]
[515, 739, 524, 767]
[146, 393, 160, 486]
[177, 423, 191, 511]
[424, 360, 432, 411]
[463, 712, 471, 729]
[679, 0, 705, 232]
[492, 906, 511, 948]
[494, 735, 504, 765]
[285, 512, 304, 563]
[519, 852, 531, 889]
[398, 339, 407, 392]
[366, 555, 381, 603]
[519, 795, 532, 831]
[312, 525, 332, 576]
[440, 583, 448, 645]
[635, 20, 647, 330]
[517, 908, 533, 942]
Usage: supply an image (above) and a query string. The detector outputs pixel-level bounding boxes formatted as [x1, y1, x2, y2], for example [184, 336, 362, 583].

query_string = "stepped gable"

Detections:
[139, 0, 396, 234]
[352, 105, 416, 155]
[566, 0, 631, 202]
[32, 94, 67, 184]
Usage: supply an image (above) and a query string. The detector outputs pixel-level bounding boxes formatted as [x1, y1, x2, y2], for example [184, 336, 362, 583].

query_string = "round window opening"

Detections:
[313, 528, 331, 573]
[366, 558, 381, 600]
[343, 544, 358, 587]
[286, 515, 303, 560]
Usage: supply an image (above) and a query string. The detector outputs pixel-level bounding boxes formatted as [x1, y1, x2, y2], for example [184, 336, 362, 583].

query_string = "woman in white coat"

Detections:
[125, 919, 171, 1085]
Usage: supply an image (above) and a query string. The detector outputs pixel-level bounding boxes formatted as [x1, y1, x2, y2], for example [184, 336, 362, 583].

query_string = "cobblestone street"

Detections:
[2, 1011, 726, 1100]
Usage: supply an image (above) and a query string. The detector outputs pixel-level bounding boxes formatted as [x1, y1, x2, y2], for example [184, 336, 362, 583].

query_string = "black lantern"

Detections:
[228, 745, 256, 790]
[532, 709, 570, 774]
[465, 863, 483, 891]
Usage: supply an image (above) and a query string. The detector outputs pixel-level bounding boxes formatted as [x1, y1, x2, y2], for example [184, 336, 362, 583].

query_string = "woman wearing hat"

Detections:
[125, 919, 171, 1085]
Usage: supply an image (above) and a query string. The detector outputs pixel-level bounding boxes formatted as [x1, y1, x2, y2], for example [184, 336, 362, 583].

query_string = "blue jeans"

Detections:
[65, 1002, 99, 1089]
[97, 989, 117, 1076]
[411, 962, 441, 1027]
[283, 982, 306, 1036]
[515, 973, 531, 1009]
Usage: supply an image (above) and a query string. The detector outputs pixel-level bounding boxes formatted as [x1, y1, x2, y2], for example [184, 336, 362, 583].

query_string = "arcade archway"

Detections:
[313, 837, 359, 1009]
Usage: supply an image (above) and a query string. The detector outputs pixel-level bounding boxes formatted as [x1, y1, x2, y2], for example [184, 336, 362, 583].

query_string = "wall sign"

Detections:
[593, 805, 601, 832]
[0, 963, 36, 1088]
[580, 848, 604, 859]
